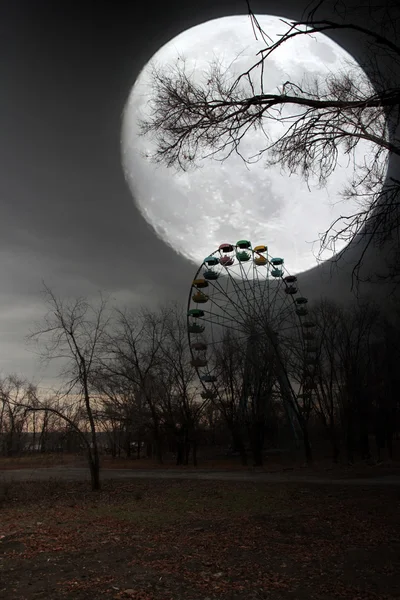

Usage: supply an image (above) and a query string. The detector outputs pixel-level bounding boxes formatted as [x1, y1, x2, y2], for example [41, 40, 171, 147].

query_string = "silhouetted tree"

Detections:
[104, 307, 168, 464]
[25, 286, 111, 490]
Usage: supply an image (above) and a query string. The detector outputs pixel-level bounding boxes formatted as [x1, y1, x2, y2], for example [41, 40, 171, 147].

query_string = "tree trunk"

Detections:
[40, 410, 49, 454]
[239, 445, 247, 466]
[183, 429, 190, 465]
[358, 402, 371, 461]
[88, 452, 101, 491]
[332, 437, 340, 463]
[151, 417, 163, 464]
[329, 424, 340, 463]
[32, 413, 36, 453]
[184, 442, 190, 465]
[251, 421, 264, 466]
[302, 427, 313, 464]
[146, 441, 153, 458]
[6, 433, 13, 457]
[84, 389, 101, 491]
[111, 440, 117, 458]
[90, 444, 101, 490]
[360, 430, 371, 461]
[155, 437, 163, 464]
[176, 440, 184, 465]
[232, 429, 247, 466]
[387, 428, 394, 460]
[346, 416, 355, 464]
[192, 439, 198, 467]
[125, 433, 131, 457]
[252, 445, 263, 466]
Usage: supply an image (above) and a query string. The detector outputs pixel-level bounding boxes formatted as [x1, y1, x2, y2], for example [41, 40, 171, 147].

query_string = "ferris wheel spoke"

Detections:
[278, 298, 299, 323]
[203, 293, 244, 326]
[223, 268, 257, 323]
[265, 281, 287, 321]
[277, 317, 299, 334]
[208, 279, 251, 327]
[247, 263, 264, 316]
[209, 333, 253, 349]
[201, 315, 248, 336]
[236, 259, 255, 311]
[254, 276, 272, 317]
[230, 264, 253, 314]
[268, 276, 285, 312]
[239, 263, 272, 326]
[202, 315, 243, 333]
[209, 276, 245, 310]
[248, 259, 266, 317]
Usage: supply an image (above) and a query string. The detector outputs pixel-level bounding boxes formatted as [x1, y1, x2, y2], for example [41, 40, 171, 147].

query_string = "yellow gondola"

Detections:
[192, 291, 209, 303]
[192, 279, 208, 289]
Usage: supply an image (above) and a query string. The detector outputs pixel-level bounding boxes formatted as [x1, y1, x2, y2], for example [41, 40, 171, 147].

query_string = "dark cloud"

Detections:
[0, 0, 397, 385]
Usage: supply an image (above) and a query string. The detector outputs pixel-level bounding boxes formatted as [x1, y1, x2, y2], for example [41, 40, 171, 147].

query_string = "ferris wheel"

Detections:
[187, 241, 318, 412]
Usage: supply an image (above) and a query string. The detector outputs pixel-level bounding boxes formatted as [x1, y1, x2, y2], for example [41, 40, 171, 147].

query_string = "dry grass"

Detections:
[0, 478, 399, 600]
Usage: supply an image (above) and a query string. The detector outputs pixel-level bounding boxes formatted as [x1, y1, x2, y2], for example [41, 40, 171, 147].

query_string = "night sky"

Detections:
[0, 0, 398, 385]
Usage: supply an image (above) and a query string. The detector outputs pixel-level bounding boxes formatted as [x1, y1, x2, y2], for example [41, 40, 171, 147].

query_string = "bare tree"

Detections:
[307, 300, 343, 462]
[368, 304, 400, 460]
[0, 376, 32, 456]
[336, 301, 379, 461]
[212, 331, 249, 465]
[90, 369, 130, 457]
[140, 1, 400, 284]
[158, 305, 204, 466]
[25, 286, 111, 490]
[104, 307, 168, 463]
[307, 297, 380, 463]
[210, 329, 292, 466]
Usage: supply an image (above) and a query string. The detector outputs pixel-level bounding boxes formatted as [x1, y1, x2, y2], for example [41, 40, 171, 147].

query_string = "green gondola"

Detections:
[204, 256, 219, 266]
[204, 270, 219, 280]
[236, 250, 251, 262]
[236, 239, 251, 249]
[187, 308, 204, 318]
[271, 268, 283, 277]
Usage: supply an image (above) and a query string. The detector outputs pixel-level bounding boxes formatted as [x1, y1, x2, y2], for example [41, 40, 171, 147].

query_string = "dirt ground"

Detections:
[1, 478, 399, 600]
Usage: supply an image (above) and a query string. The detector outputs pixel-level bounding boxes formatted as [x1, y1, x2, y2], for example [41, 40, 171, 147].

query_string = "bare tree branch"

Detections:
[138, 2, 400, 288]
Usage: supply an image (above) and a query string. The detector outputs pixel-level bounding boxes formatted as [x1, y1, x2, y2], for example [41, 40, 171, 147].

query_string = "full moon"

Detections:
[122, 15, 384, 273]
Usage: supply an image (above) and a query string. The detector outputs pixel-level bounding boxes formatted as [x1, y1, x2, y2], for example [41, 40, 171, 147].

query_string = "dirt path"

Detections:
[1, 466, 400, 485]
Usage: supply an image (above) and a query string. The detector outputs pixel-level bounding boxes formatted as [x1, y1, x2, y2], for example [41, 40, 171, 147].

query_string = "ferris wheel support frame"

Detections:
[261, 324, 302, 446]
